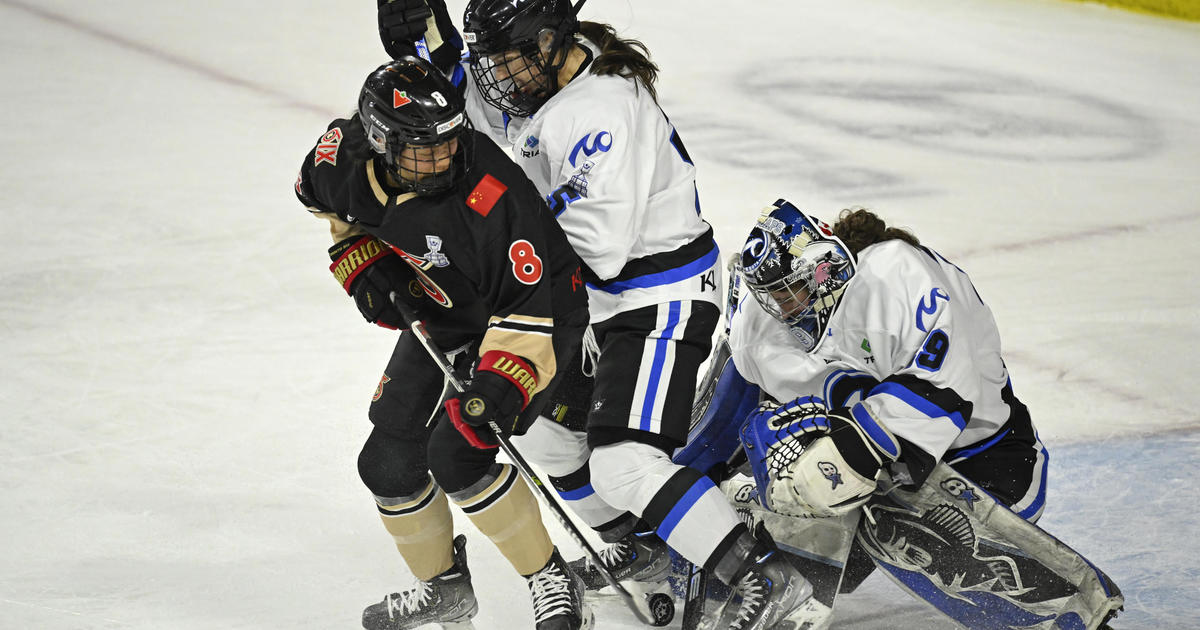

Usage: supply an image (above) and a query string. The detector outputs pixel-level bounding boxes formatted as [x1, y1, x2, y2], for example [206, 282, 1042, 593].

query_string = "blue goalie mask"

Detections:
[739, 199, 856, 352]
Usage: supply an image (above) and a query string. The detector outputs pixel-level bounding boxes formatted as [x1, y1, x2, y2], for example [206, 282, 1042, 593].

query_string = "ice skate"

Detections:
[714, 551, 830, 630]
[362, 535, 478, 630]
[568, 531, 672, 590]
[526, 547, 594, 630]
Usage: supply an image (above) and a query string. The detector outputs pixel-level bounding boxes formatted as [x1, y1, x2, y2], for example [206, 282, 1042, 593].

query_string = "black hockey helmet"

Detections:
[358, 56, 471, 195]
[462, 0, 580, 117]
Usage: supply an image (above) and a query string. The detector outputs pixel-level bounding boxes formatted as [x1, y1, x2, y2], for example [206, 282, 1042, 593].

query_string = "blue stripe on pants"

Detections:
[640, 301, 682, 431]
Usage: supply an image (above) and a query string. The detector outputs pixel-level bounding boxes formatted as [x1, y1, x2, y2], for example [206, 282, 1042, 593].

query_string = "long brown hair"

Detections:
[832, 207, 920, 256]
[578, 21, 659, 100]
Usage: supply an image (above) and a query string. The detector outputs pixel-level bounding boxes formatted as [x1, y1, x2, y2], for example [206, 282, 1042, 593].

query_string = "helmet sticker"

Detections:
[392, 89, 412, 108]
[436, 112, 465, 136]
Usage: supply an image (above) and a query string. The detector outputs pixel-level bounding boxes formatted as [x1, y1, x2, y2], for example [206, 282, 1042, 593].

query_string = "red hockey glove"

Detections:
[447, 350, 538, 450]
[328, 235, 414, 329]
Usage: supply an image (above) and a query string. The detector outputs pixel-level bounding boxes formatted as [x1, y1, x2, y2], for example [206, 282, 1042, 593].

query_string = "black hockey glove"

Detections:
[446, 350, 538, 450]
[378, 0, 433, 52]
[377, 0, 463, 74]
[328, 235, 414, 330]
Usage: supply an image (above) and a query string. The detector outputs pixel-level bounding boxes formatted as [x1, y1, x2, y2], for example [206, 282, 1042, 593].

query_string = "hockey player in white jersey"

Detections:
[726, 200, 1124, 629]
[375, 1, 817, 627]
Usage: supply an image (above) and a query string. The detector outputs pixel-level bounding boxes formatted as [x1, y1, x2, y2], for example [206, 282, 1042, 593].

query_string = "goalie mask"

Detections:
[462, 0, 578, 117]
[740, 199, 856, 352]
[358, 57, 471, 196]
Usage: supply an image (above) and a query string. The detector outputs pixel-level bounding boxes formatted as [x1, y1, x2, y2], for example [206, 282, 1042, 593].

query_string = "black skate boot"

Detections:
[526, 547, 593, 630]
[569, 531, 672, 590]
[708, 526, 829, 630]
[362, 534, 478, 630]
[723, 551, 821, 630]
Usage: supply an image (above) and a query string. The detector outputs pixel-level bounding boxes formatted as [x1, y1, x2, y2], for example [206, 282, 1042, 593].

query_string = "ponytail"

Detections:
[578, 21, 659, 100]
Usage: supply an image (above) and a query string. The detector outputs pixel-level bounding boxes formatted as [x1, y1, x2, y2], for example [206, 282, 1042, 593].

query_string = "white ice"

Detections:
[1, 0, 1198, 628]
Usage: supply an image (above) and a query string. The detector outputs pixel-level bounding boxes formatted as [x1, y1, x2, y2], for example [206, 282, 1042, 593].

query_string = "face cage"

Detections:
[469, 30, 571, 117]
[367, 123, 472, 196]
[749, 274, 821, 349]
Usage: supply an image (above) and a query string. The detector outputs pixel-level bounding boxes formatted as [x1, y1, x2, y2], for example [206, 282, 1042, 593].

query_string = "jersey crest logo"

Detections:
[466, 174, 508, 217]
[916, 287, 951, 332]
[314, 128, 344, 166]
[424, 235, 450, 268]
[568, 131, 612, 167]
[393, 89, 412, 108]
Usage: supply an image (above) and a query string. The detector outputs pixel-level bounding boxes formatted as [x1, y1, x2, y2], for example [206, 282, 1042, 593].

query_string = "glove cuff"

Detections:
[476, 350, 538, 409]
[329, 235, 391, 293]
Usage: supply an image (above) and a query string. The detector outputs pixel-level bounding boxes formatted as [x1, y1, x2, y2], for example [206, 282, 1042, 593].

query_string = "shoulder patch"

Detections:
[314, 127, 344, 166]
[466, 173, 508, 217]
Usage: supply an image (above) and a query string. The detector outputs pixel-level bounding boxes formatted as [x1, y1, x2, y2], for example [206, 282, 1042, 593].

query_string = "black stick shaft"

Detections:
[390, 297, 657, 625]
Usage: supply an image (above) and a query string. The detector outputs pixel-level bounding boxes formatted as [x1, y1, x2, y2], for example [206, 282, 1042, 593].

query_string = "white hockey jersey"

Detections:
[729, 239, 1027, 471]
[463, 37, 721, 323]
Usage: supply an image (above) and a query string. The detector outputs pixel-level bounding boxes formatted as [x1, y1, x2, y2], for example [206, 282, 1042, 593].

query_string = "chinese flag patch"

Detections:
[466, 174, 508, 217]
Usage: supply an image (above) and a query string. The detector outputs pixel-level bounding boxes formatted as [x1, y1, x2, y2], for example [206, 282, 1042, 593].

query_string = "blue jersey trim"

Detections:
[850, 404, 901, 458]
[947, 429, 1011, 462]
[872, 381, 967, 430]
[1015, 446, 1049, 521]
[587, 246, 719, 295]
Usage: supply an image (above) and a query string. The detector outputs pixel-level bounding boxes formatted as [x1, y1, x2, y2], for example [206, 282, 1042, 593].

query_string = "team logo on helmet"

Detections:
[393, 89, 412, 108]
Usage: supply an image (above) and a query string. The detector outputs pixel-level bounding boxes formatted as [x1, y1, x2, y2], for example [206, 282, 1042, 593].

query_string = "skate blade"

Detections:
[439, 620, 476, 630]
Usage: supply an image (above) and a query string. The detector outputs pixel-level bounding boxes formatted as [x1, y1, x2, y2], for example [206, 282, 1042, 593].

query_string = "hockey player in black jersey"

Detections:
[295, 57, 592, 630]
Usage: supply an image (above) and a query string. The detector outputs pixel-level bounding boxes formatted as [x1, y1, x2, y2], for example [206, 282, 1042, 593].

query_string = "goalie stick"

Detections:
[391, 297, 673, 627]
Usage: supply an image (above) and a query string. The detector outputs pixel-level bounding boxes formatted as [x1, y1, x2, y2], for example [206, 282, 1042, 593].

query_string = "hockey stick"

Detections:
[680, 255, 747, 629]
[391, 299, 672, 627]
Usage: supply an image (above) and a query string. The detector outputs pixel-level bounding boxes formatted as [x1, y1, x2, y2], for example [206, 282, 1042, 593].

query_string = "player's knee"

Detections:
[589, 441, 672, 508]
[357, 429, 428, 498]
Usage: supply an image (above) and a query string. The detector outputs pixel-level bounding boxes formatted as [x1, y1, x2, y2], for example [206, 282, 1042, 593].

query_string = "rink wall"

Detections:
[1069, 0, 1200, 20]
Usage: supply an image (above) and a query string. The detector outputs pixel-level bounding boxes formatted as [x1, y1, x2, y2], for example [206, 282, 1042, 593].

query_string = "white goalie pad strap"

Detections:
[768, 436, 878, 518]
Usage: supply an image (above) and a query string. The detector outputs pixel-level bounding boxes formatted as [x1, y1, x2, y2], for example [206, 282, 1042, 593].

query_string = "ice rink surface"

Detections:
[1, 0, 1198, 627]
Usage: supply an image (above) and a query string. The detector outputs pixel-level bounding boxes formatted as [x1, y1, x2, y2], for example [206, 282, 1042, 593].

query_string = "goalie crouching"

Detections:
[722, 200, 1124, 630]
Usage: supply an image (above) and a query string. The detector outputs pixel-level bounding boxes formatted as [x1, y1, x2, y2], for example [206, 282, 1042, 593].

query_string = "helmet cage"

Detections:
[463, 0, 578, 117]
[741, 201, 856, 352]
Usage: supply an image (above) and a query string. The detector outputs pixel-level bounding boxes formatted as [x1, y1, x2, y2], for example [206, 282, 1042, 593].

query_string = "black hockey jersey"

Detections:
[295, 115, 587, 392]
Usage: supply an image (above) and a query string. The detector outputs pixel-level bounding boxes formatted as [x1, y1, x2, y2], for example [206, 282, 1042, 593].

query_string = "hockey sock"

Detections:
[591, 441, 743, 570]
[375, 479, 455, 581]
[513, 416, 630, 533]
[451, 463, 554, 576]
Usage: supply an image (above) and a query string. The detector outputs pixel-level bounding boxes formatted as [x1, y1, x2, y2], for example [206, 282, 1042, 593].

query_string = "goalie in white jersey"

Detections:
[376, 1, 818, 627]
[728, 200, 1122, 629]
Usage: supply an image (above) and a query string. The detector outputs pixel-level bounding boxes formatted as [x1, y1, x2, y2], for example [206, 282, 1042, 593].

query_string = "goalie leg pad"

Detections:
[857, 462, 1124, 630]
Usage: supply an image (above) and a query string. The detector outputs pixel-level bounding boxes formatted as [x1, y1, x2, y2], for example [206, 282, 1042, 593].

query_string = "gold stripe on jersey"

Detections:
[451, 464, 553, 576]
[312, 211, 366, 243]
[488, 314, 555, 329]
[365, 160, 389, 206]
[478, 326, 557, 395]
[375, 481, 455, 580]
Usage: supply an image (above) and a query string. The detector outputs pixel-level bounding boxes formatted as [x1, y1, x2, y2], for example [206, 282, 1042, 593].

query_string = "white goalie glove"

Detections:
[743, 398, 901, 518]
